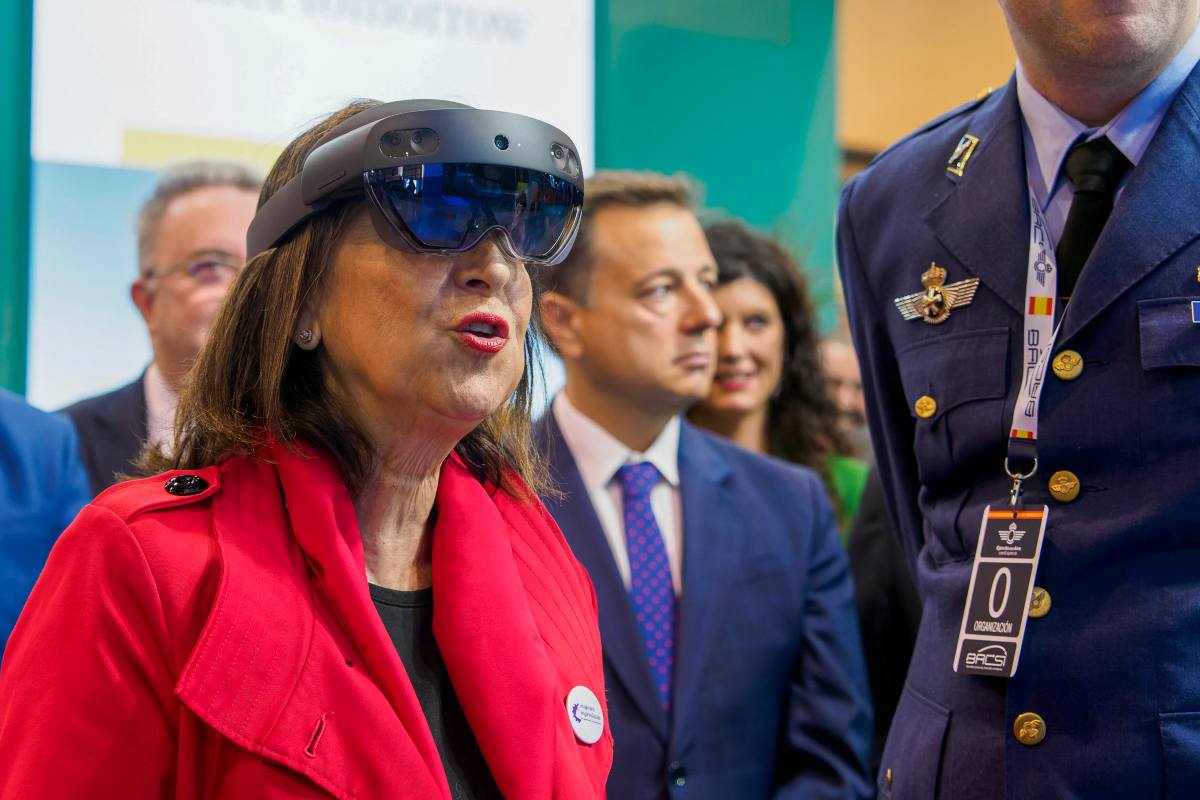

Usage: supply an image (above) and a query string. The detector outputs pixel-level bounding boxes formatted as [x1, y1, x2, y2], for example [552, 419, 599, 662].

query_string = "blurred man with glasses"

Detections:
[63, 162, 260, 494]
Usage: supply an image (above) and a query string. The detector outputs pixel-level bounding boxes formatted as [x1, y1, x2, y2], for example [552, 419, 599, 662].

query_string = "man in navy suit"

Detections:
[0, 390, 91, 654]
[63, 162, 260, 494]
[535, 171, 871, 799]
[838, 2, 1200, 797]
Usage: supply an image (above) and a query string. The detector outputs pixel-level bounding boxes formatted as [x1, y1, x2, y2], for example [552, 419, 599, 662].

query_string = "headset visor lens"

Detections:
[365, 164, 583, 263]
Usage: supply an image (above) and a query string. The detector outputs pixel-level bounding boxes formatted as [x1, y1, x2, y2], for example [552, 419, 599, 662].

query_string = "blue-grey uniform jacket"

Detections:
[837, 66, 1200, 800]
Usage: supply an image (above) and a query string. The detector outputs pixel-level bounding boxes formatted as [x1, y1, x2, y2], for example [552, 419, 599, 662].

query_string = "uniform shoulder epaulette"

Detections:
[92, 465, 222, 522]
[865, 87, 996, 170]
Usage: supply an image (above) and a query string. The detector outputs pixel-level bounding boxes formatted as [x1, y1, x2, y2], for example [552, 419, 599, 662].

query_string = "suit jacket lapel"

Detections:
[924, 75, 1030, 318]
[536, 413, 669, 741]
[669, 423, 738, 749]
[1061, 62, 1200, 342]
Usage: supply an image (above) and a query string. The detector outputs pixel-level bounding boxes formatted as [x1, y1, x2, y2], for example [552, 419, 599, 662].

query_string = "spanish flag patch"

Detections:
[1027, 296, 1054, 316]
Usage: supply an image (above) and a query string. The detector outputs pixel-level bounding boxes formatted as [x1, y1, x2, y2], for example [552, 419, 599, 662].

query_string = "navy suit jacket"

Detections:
[535, 412, 872, 800]
[0, 390, 91, 652]
[838, 66, 1200, 799]
[61, 375, 147, 496]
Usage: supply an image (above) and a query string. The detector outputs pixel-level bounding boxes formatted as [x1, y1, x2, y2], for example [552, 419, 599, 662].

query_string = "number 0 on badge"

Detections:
[953, 506, 1049, 677]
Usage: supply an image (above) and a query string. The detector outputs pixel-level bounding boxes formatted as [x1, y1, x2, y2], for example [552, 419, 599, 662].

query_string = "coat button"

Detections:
[1014, 712, 1046, 745]
[165, 474, 209, 496]
[914, 395, 937, 418]
[1051, 350, 1083, 380]
[667, 761, 686, 787]
[1029, 586, 1051, 618]
[1048, 470, 1080, 502]
[885, 768, 894, 788]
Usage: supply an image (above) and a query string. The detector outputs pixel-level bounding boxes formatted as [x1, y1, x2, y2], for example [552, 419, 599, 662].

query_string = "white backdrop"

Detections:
[29, 0, 588, 408]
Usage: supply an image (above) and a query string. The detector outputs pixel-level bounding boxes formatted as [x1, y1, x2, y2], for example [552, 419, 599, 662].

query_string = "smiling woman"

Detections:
[687, 219, 863, 526]
[0, 100, 612, 799]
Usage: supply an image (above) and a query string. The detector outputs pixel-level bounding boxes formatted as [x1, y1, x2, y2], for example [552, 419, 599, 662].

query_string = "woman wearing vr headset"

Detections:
[0, 100, 611, 799]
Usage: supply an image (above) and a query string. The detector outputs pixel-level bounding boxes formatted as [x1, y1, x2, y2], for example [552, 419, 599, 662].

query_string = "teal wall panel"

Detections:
[0, 0, 33, 393]
[595, 0, 839, 320]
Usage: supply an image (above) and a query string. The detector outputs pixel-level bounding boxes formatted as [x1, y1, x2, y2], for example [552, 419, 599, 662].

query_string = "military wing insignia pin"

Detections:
[893, 262, 980, 325]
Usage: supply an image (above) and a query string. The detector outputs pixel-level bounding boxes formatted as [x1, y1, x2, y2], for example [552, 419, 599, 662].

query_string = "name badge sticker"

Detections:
[566, 685, 604, 745]
[954, 506, 1048, 677]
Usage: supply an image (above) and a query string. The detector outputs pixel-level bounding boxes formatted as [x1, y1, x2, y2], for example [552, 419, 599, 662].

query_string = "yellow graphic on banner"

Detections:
[122, 130, 282, 173]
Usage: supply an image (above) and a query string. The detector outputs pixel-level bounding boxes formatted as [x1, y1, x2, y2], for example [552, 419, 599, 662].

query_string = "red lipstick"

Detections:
[454, 312, 510, 354]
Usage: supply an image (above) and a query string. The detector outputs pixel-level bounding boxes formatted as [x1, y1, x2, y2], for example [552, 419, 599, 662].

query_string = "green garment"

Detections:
[827, 454, 869, 543]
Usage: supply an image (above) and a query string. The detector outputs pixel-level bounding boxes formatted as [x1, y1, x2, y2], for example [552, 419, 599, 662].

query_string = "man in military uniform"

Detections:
[837, 1, 1200, 797]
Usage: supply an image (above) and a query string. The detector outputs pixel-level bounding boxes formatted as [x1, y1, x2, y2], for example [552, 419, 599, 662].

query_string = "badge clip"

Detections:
[1005, 456, 1038, 513]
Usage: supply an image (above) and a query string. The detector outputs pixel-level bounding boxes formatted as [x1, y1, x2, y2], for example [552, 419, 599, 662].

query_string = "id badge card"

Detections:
[953, 505, 1048, 677]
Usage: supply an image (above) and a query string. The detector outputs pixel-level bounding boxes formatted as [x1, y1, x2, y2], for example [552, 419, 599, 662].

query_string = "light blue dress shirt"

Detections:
[1016, 20, 1200, 244]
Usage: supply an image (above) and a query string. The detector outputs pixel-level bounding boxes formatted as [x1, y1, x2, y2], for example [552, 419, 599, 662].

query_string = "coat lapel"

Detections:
[923, 75, 1030, 318]
[536, 413, 670, 741]
[1061, 62, 1200, 342]
[668, 423, 738, 749]
[430, 455, 557, 799]
[176, 446, 449, 800]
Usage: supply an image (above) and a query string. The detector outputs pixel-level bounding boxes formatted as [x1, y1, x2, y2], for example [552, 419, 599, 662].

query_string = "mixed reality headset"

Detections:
[246, 99, 585, 266]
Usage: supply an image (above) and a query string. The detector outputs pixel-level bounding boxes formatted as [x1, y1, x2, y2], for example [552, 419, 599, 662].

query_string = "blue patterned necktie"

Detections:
[615, 461, 675, 711]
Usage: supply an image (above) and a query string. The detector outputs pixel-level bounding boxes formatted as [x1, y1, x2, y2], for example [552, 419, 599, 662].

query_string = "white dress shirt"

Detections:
[1016, 19, 1200, 244]
[552, 391, 683, 596]
[143, 362, 179, 453]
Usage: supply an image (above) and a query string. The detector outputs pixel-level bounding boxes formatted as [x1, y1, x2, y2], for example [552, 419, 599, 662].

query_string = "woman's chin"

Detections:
[702, 392, 762, 418]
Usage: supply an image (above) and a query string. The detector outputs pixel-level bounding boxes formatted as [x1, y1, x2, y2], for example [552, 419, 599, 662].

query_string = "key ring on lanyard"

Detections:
[1004, 457, 1038, 512]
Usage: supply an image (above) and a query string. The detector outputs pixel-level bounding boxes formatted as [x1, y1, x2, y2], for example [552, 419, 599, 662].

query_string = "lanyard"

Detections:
[1004, 193, 1065, 506]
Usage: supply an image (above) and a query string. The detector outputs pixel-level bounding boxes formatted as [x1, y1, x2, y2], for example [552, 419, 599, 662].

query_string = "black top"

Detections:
[369, 584, 502, 800]
[846, 469, 922, 774]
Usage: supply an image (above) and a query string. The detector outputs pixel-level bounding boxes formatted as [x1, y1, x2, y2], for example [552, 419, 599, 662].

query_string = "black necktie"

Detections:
[1055, 136, 1132, 302]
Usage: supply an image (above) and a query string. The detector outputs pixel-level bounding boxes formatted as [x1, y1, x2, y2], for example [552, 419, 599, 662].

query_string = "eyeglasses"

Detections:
[145, 252, 245, 285]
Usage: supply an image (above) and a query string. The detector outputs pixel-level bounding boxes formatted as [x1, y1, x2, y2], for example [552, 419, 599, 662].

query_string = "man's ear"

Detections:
[539, 291, 586, 360]
[130, 278, 154, 325]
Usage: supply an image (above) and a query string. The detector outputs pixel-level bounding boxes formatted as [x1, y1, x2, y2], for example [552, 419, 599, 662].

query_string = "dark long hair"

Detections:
[142, 99, 546, 497]
[699, 220, 853, 484]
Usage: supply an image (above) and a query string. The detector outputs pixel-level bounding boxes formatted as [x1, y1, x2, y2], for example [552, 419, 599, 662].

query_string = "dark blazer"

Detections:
[838, 65, 1200, 798]
[536, 411, 872, 800]
[60, 375, 147, 496]
[0, 390, 91, 651]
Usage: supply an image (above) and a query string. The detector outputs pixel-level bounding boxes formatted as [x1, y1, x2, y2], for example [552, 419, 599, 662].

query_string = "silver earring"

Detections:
[299, 329, 313, 343]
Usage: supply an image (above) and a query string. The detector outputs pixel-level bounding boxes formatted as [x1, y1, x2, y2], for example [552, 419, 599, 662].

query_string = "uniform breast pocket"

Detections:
[1139, 297, 1200, 371]
[1138, 298, 1200, 446]
[895, 327, 1010, 487]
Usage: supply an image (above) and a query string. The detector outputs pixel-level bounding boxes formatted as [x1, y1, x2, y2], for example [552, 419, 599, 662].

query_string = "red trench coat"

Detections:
[0, 441, 613, 798]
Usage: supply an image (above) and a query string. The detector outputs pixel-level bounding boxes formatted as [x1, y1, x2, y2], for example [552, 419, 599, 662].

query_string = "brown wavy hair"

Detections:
[142, 99, 546, 497]
[692, 220, 853, 484]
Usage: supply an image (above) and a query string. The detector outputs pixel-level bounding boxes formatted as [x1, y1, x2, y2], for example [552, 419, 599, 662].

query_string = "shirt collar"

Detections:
[1016, 18, 1200, 207]
[551, 391, 681, 492]
[143, 361, 179, 450]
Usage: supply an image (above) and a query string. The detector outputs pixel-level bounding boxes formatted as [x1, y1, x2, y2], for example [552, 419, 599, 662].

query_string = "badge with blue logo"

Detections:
[1191, 300, 1200, 324]
[566, 685, 604, 745]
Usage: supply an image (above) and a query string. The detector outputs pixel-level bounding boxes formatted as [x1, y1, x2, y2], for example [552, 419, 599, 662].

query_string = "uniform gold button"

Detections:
[885, 768, 893, 788]
[1014, 712, 1046, 746]
[1048, 470, 1081, 502]
[1051, 350, 1084, 380]
[1029, 586, 1051, 618]
[914, 395, 937, 418]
